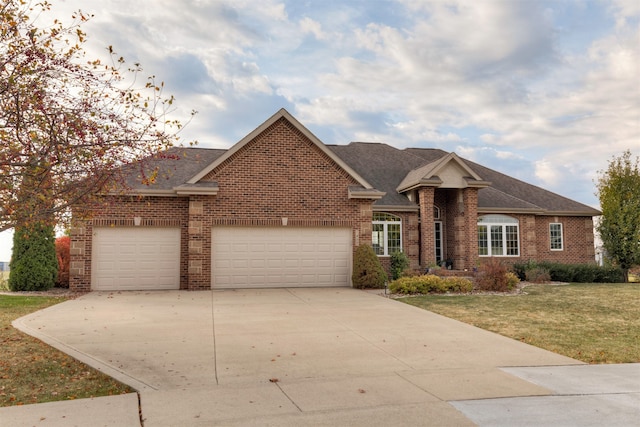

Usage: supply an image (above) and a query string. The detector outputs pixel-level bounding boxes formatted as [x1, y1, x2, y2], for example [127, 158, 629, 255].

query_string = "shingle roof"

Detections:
[125, 142, 599, 216]
[407, 148, 600, 214]
[125, 147, 226, 191]
[327, 143, 446, 207]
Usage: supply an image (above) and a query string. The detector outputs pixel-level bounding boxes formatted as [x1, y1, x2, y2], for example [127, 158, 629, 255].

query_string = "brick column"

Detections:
[418, 187, 435, 267]
[462, 187, 479, 270]
[359, 203, 373, 246]
[69, 221, 91, 292]
[187, 198, 208, 290]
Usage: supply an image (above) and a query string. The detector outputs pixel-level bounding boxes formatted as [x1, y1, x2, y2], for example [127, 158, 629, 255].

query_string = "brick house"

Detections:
[69, 109, 600, 291]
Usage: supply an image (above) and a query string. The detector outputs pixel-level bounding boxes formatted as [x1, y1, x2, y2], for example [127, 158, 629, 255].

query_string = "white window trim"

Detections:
[434, 221, 443, 263]
[372, 213, 402, 257]
[478, 215, 520, 257]
[550, 222, 564, 251]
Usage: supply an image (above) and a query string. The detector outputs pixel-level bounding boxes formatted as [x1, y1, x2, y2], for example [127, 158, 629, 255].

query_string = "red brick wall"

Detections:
[474, 213, 597, 266]
[535, 216, 596, 264]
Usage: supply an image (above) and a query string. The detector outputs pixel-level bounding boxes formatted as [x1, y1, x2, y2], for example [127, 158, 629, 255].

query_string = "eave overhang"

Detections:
[464, 178, 491, 188]
[372, 204, 420, 212]
[173, 183, 219, 196]
[397, 177, 444, 193]
[478, 207, 601, 217]
[348, 186, 386, 200]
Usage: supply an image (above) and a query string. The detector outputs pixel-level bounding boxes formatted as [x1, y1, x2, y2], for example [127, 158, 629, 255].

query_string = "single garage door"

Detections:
[212, 227, 352, 289]
[92, 227, 180, 291]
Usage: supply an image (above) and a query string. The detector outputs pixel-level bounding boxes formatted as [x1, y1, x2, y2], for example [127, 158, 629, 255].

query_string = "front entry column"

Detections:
[462, 187, 479, 269]
[418, 187, 435, 268]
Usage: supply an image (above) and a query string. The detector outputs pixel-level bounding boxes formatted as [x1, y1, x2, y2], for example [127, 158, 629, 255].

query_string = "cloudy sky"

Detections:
[1, 0, 639, 261]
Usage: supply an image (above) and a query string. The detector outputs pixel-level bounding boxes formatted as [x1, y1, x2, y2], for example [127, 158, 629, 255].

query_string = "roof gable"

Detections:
[188, 108, 375, 190]
[397, 152, 489, 192]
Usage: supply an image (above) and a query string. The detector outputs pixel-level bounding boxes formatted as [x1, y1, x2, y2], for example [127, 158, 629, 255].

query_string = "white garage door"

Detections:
[92, 227, 180, 291]
[212, 227, 352, 289]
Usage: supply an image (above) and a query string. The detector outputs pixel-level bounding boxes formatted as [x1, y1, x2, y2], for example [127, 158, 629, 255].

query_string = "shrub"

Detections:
[594, 266, 625, 283]
[543, 262, 574, 282]
[390, 251, 410, 280]
[475, 258, 516, 292]
[55, 236, 71, 288]
[388, 275, 473, 294]
[512, 260, 537, 281]
[505, 272, 521, 289]
[9, 223, 58, 291]
[352, 244, 387, 289]
[525, 267, 551, 283]
[443, 276, 474, 293]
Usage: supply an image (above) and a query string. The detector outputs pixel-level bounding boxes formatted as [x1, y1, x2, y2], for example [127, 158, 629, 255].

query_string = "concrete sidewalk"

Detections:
[3, 288, 639, 426]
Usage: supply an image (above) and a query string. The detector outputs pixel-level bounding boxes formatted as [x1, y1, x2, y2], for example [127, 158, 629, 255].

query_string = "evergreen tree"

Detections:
[9, 223, 58, 291]
[352, 244, 388, 289]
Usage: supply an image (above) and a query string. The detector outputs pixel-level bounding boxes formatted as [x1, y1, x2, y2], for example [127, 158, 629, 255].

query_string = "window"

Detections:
[477, 215, 519, 256]
[433, 206, 441, 220]
[550, 223, 563, 250]
[434, 221, 443, 264]
[372, 212, 402, 256]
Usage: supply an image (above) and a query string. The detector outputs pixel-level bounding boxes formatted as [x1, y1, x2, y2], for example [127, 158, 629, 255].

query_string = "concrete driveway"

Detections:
[6, 288, 640, 426]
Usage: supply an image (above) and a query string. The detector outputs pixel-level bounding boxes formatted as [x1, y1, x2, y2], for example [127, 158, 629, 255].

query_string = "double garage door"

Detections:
[92, 227, 351, 290]
[212, 227, 352, 289]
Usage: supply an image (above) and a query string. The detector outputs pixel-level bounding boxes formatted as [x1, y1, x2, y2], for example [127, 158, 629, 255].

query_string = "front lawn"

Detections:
[0, 295, 133, 406]
[400, 283, 640, 364]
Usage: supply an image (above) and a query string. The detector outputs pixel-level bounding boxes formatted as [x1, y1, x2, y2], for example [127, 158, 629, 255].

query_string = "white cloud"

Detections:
[535, 159, 562, 186]
[299, 17, 326, 40]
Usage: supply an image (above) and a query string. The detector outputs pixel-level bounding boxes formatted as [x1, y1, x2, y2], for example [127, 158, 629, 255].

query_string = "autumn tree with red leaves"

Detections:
[55, 235, 70, 287]
[0, 0, 195, 232]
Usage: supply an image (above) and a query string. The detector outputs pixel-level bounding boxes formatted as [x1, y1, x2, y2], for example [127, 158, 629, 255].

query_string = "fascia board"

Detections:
[372, 204, 419, 212]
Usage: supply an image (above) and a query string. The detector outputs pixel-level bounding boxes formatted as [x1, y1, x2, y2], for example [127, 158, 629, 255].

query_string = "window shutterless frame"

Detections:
[550, 223, 563, 251]
[477, 214, 520, 257]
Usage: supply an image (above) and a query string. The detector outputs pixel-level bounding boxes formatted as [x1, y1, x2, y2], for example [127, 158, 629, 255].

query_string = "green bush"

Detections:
[352, 244, 387, 289]
[388, 275, 473, 294]
[594, 266, 625, 283]
[513, 261, 625, 283]
[9, 223, 58, 291]
[390, 251, 410, 280]
[542, 262, 573, 282]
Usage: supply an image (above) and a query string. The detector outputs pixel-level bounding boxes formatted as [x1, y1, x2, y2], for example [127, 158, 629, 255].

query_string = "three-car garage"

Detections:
[91, 226, 352, 291]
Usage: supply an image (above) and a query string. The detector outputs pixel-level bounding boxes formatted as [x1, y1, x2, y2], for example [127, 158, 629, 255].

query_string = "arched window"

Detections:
[433, 206, 441, 220]
[372, 212, 402, 256]
[477, 214, 519, 256]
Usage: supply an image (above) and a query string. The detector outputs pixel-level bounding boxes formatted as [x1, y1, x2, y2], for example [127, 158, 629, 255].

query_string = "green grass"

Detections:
[400, 283, 640, 364]
[0, 295, 133, 407]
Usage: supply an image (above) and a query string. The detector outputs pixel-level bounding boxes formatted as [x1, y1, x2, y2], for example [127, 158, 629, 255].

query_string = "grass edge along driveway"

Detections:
[0, 295, 133, 407]
[400, 283, 640, 364]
